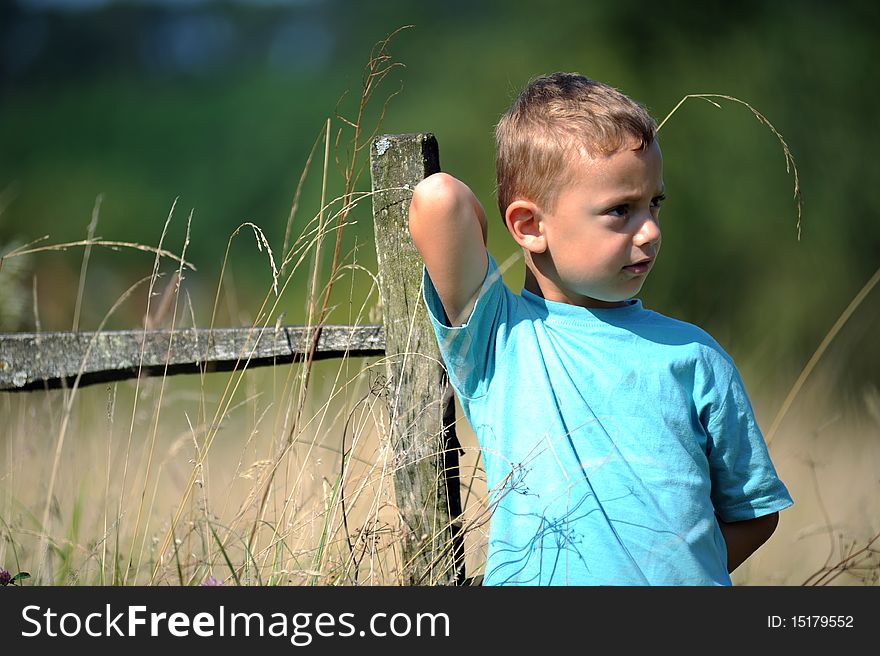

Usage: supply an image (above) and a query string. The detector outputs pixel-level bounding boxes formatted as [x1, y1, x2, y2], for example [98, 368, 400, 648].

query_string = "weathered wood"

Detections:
[370, 133, 464, 585]
[0, 325, 384, 392]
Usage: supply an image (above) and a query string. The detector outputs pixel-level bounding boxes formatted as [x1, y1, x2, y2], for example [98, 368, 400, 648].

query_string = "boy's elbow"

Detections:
[412, 172, 460, 203]
[410, 173, 460, 217]
[409, 173, 465, 243]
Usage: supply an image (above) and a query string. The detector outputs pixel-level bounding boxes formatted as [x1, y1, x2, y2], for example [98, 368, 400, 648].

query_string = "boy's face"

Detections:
[519, 140, 664, 308]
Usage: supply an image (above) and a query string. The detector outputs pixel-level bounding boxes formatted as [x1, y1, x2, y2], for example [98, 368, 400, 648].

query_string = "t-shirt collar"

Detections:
[519, 287, 644, 324]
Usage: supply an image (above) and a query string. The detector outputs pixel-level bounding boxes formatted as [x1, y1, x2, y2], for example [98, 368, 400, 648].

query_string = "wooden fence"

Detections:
[0, 133, 465, 585]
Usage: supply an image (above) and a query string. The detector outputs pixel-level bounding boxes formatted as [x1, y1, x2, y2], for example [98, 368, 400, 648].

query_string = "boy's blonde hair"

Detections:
[495, 72, 656, 220]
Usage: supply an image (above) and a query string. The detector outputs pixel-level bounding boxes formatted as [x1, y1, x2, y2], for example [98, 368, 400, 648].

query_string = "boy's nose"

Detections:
[634, 216, 661, 247]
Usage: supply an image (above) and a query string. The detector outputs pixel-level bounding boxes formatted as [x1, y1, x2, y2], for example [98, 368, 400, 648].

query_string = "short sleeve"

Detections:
[422, 253, 509, 399]
[705, 362, 794, 522]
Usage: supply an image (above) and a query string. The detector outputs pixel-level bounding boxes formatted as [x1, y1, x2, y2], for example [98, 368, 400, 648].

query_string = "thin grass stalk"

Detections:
[100, 383, 116, 585]
[281, 124, 326, 278]
[657, 93, 802, 240]
[171, 521, 185, 586]
[1, 238, 196, 271]
[207, 520, 241, 586]
[765, 264, 880, 448]
[72, 193, 103, 332]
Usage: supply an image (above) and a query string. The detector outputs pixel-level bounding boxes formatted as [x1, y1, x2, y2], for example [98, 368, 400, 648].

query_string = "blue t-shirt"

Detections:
[423, 254, 793, 585]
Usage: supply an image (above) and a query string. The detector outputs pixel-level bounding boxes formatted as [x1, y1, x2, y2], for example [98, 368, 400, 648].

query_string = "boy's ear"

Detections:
[505, 200, 547, 253]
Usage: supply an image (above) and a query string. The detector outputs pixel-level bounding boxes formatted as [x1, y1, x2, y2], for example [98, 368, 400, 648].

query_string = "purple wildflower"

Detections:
[201, 575, 223, 586]
[0, 569, 11, 586]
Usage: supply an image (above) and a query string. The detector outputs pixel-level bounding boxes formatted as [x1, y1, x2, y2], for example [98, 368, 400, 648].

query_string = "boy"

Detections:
[408, 72, 793, 585]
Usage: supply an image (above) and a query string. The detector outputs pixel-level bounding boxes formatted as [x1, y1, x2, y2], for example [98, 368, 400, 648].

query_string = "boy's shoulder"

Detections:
[620, 305, 739, 371]
[637, 306, 729, 349]
[622, 308, 751, 407]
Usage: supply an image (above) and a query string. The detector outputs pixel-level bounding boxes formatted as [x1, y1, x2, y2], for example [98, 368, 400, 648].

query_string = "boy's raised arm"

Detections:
[409, 172, 489, 327]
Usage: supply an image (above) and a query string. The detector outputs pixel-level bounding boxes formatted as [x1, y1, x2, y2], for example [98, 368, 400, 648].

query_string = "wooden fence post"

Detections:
[370, 133, 464, 585]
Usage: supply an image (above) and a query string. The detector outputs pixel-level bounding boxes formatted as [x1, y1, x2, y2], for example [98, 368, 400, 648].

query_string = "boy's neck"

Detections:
[523, 267, 629, 309]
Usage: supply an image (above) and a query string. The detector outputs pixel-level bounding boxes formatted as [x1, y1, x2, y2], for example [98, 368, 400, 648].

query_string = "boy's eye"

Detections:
[604, 195, 665, 217]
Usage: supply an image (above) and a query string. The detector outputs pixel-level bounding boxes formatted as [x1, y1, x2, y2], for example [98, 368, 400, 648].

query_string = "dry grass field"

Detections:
[2, 347, 879, 586]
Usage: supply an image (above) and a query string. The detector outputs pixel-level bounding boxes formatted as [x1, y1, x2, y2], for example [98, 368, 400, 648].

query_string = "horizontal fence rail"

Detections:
[0, 325, 384, 391]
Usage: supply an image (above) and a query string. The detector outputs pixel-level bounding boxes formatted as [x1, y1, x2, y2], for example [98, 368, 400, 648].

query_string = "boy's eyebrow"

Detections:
[595, 186, 666, 205]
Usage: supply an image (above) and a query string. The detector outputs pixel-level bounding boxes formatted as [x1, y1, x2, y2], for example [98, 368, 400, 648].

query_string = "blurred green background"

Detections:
[2, 0, 879, 411]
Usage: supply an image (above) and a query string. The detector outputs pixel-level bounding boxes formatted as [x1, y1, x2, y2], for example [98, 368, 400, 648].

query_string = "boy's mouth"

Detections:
[622, 258, 653, 275]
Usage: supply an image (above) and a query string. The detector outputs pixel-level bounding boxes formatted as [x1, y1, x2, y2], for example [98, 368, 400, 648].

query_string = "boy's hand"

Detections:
[409, 173, 489, 326]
